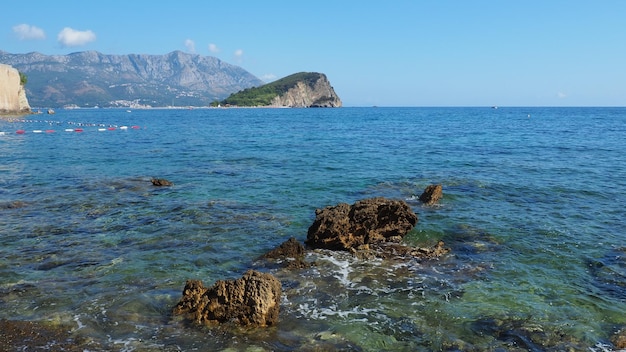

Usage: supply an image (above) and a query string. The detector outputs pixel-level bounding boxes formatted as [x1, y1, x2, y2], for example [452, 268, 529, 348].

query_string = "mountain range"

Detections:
[0, 50, 264, 108]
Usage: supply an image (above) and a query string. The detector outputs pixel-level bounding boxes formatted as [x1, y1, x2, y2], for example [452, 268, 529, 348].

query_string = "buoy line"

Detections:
[1, 126, 142, 135]
[1, 118, 143, 135]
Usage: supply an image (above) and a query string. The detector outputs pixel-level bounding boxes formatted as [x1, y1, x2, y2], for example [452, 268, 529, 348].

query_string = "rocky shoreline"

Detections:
[3, 183, 625, 351]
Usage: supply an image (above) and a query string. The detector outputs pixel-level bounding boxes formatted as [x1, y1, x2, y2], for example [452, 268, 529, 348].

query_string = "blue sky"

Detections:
[2, 1, 625, 107]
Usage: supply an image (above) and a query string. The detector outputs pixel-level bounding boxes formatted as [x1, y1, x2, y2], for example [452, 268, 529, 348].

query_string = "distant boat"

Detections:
[491, 106, 498, 109]
[47, 109, 55, 114]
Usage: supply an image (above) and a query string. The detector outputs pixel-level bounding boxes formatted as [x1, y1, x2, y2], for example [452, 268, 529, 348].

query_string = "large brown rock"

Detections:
[306, 197, 418, 251]
[173, 270, 281, 327]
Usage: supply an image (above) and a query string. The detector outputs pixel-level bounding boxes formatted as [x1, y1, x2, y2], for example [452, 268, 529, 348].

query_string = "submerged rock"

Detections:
[419, 184, 443, 205]
[173, 270, 281, 327]
[370, 240, 450, 261]
[306, 197, 418, 252]
[0, 319, 97, 351]
[612, 327, 626, 349]
[151, 178, 173, 186]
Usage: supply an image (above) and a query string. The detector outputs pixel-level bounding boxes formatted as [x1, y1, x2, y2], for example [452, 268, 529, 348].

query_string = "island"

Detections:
[220, 72, 342, 108]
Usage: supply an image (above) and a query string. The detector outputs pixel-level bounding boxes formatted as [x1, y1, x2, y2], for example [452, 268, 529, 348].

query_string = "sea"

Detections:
[1, 107, 625, 351]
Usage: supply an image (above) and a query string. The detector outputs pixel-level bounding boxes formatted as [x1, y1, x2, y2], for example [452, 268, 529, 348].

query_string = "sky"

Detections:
[2, 1, 625, 107]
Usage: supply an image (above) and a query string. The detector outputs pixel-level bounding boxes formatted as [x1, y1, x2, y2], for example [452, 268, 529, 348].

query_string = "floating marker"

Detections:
[1, 120, 142, 136]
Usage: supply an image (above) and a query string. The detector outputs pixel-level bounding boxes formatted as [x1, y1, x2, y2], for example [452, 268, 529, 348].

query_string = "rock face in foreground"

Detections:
[306, 197, 418, 251]
[173, 270, 281, 327]
[0, 64, 31, 115]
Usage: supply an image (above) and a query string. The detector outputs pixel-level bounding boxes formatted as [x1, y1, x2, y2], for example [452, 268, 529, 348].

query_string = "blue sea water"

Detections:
[1, 107, 625, 351]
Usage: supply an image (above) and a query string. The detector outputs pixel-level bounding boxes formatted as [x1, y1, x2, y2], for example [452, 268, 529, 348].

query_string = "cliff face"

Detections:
[0, 64, 31, 115]
[270, 73, 342, 108]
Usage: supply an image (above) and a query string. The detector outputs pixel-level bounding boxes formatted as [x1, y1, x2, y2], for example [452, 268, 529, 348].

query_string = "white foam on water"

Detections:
[589, 342, 623, 352]
[73, 314, 85, 329]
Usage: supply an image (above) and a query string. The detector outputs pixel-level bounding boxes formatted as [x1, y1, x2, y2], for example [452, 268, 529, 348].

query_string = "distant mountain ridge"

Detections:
[0, 50, 264, 108]
[222, 72, 342, 108]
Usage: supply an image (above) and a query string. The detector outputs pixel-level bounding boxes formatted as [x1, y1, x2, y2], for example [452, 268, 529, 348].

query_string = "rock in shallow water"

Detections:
[151, 178, 173, 186]
[173, 270, 281, 327]
[419, 184, 443, 205]
[262, 237, 310, 269]
[306, 197, 418, 252]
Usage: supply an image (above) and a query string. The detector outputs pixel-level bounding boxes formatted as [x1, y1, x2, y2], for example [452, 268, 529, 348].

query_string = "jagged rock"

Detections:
[173, 270, 281, 327]
[419, 184, 443, 205]
[306, 197, 418, 251]
[0, 64, 31, 115]
[151, 178, 172, 186]
[262, 237, 309, 269]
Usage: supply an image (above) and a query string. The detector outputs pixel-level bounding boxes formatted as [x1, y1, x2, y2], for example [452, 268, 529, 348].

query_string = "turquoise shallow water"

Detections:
[1, 107, 625, 350]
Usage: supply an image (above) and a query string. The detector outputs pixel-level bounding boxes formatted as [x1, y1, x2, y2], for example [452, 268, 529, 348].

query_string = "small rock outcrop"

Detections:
[173, 270, 281, 327]
[262, 237, 309, 269]
[419, 184, 443, 205]
[306, 197, 418, 251]
[0, 64, 31, 115]
[151, 178, 173, 186]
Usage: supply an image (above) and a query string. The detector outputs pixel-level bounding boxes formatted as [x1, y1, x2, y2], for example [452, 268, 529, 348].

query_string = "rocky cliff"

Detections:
[270, 73, 341, 108]
[0, 64, 31, 115]
[0, 50, 263, 108]
[222, 72, 341, 108]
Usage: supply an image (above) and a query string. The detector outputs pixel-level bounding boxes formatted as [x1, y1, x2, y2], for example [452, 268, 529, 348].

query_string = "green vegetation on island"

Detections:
[221, 72, 323, 106]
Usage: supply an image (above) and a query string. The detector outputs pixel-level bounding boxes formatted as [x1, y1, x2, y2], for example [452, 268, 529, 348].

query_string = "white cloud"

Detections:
[261, 74, 277, 82]
[557, 92, 567, 99]
[13, 24, 46, 40]
[57, 27, 96, 47]
[185, 39, 196, 53]
[208, 43, 220, 53]
[234, 49, 244, 62]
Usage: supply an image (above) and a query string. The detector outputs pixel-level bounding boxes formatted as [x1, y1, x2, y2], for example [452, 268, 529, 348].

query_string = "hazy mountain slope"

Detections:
[0, 50, 264, 108]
